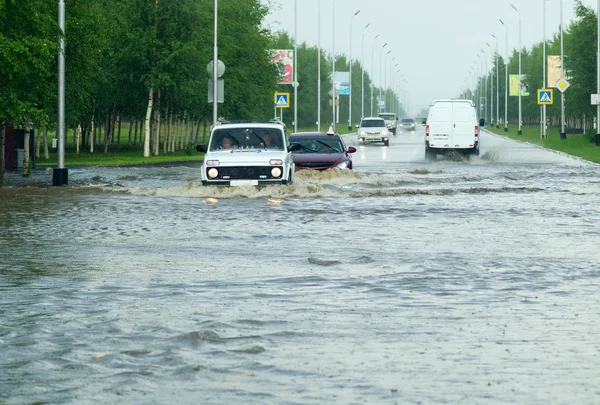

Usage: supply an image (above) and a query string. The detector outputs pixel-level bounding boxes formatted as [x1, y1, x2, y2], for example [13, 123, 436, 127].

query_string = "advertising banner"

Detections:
[547, 55, 562, 88]
[331, 71, 350, 95]
[509, 74, 529, 96]
[270, 49, 294, 85]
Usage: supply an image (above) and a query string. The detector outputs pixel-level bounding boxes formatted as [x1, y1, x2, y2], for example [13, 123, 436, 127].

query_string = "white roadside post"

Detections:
[499, 18, 509, 132]
[492, 34, 500, 128]
[559, 0, 566, 139]
[596, 0, 600, 145]
[317, 0, 321, 132]
[331, 0, 337, 128]
[361, 22, 370, 121]
[293, 0, 298, 133]
[370, 34, 379, 116]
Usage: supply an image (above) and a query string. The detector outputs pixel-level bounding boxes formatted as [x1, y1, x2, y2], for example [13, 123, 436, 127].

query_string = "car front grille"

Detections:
[296, 161, 334, 168]
[208, 166, 282, 180]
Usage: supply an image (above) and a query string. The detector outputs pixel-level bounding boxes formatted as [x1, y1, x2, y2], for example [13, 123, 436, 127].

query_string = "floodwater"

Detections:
[1, 128, 599, 404]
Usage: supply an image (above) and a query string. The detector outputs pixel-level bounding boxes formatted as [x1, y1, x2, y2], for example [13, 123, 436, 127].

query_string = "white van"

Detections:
[425, 99, 482, 160]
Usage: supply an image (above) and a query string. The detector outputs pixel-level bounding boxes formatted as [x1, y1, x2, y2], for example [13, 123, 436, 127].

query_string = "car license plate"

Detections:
[230, 180, 259, 186]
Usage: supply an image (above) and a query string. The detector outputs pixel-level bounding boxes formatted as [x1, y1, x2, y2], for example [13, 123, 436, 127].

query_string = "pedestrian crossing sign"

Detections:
[274, 92, 290, 108]
[537, 89, 553, 105]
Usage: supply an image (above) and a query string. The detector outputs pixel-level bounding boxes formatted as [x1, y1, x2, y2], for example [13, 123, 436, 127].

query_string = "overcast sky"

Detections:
[263, 0, 597, 115]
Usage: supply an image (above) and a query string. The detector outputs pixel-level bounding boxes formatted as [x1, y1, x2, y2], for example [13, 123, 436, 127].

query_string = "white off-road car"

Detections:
[196, 120, 296, 186]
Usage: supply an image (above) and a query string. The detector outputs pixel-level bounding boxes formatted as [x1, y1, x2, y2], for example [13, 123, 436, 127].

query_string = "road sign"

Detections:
[555, 78, 570, 93]
[274, 92, 290, 108]
[591, 94, 600, 105]
[537, 89, 553, 105]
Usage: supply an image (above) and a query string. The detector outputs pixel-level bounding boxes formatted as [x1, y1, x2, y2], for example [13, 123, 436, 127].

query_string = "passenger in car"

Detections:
[221, 137, 233, 150]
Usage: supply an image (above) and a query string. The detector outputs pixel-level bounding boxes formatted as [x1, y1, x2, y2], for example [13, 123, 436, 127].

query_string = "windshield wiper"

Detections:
[249, 131, 267, 149]
[225, 132, 241, 148]
[315, 140, 339, 152]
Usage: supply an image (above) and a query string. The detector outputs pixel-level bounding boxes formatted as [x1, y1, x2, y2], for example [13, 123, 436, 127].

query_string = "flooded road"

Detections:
[1, 127, 600, 404]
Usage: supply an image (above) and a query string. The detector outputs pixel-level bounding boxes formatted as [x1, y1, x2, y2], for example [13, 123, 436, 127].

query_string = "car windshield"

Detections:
[360, 119, 385, 128]
[379, 114, 396, 120]
[209, 128, 285, 151]
[290, 136, 343, 153]
[401, 119, 415, 123]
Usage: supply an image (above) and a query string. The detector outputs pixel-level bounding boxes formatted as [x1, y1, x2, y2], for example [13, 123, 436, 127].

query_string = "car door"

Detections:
[429, 103, 453, 146]
[451, 102, 476, 148]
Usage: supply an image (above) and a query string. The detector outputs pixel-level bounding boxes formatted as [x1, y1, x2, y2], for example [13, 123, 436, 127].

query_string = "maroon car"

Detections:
[289, 131, 357, 171]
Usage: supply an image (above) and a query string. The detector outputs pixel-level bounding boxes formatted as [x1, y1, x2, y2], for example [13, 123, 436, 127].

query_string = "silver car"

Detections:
[399, 118, 416, 132]
[357, 117, 391, 146]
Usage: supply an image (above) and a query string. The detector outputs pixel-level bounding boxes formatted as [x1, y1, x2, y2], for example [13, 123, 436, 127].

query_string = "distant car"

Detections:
[195, 120, 295, 186]
[378, 112, 398, 134]
[289, 130, 357, 171]
[399, 118, 416, 132]
[357, 117, 390, 146]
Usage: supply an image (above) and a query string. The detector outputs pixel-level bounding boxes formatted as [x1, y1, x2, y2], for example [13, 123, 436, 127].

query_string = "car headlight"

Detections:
[271, 167, 282, 178]
[207, 168, 219, 179]
[336, 161, 349, 169]
[382, 129, 389, 135]
[359, 131, 366, 136]
[269, 159, 283, 165]
[206, 160, 220, 166]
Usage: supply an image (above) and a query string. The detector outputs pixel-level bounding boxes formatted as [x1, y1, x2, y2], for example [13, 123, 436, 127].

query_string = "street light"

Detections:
[371, 34, 379, 116]
[348, 9, 360, 131]
[596, 0, 600, 145]
[486, 42, 493, 125]
[379, 42, 388, 113]
[383, 50, 391, 112]
[293, 0, 298, 133]
[511, 3, 522, 135]
[480, 48, 487, 121]
[500, 18, 508, 132]
[361, 22, 370, 121]
[541, 0, 549, 139]
[317, 0, 321, 132]
[332, 0, 337, 128]
[492, 33, 499, 128]
[560, 0, 566, 139]
[213, 0, 219, 125]
[54, 0, 68, 186]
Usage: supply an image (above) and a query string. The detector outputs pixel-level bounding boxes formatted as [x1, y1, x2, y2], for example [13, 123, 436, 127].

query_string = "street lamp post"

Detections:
[492, 34, 499, 128]
[542, 0, 548, 139]
[371, 34, 379, 117]
[500, 18, 508, 132]
[597, 0, 600, 145]
[383, 50, 391, 112]
[293, 0, 298, 133]
[560, 0, 566, 139]
[361, 22, 370, 121]
[348, 9, 360, 131]
[511, 4, 522, 135]
[480, 49, 487, 121]
[332, 0, 337, 128]
[486, 42, 493, 125]
[54, 0, 68, 186]
[379, 42, 388, 113]
[213, 0, 218, 125]
[317, 0, 321, 132]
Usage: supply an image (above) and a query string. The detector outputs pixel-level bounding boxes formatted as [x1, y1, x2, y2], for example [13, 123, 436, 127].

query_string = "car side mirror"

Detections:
[196, 144, 207, 153]
[355, 124, 360, 129]
[288, 143, 302, 152]
[479, 118, 485, 127]
[347, 146, 357, 154]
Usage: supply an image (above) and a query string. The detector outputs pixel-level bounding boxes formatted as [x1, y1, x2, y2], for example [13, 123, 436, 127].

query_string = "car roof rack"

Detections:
[212, 119, 286, 126]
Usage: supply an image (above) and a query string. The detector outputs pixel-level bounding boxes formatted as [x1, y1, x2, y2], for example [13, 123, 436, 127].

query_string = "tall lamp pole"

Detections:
[486, 42, 493, 125]
[492, 34, 500, 128]
[371, 34, 379, 116]
[361, 22, 370, 121]
[384, 50, 391, 112]
[293, 0, 298, 133]
[596, 0, 600, 145]
[542, 0, 548, 139]
[379, 43, 387, 113]
[500, 18, 509, 132]
[317, 0, 321, 132]
[348, 9, 360, 131]
[331, 0, 337, 128]
[560, 0, 566, 139]
[54, 0, 68, 186]
[213, 0, 218, 125]
[511, 4, 522, 135]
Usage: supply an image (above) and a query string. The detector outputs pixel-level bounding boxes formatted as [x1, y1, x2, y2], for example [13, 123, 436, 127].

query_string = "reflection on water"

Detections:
[1, 131, 600, 404]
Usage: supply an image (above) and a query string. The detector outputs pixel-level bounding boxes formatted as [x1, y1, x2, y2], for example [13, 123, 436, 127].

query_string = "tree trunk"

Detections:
[153, 91, 161, 156]
[76, 124, 81, 154]
[43, 128, 49, 159]
[35, 127, 41, 158]
[163, 104, 169, 154]
[144, 88, 153, 157]
[195, 118, 201, 143]
[22, 128, 30, 176]
[168, 112, 174, 152]
[90, 118, 95, 153]
[128, 118, 133, 147]
[181, 112, 188, 150]
[0, 124, 5, 185]
[104, 111, 111, 153]
[133, 118, 138, 147]
[116, 112, 122, 150]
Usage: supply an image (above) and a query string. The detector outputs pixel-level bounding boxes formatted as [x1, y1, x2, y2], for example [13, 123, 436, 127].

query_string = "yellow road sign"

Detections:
[274, 92, 290, 108]
[537, 89, 553, 105]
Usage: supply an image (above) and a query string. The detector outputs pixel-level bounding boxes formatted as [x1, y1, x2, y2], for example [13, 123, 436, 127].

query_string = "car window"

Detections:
[289, 136, 343, 153]
[360, 119, 385, 128]
[401, 119, 415, 123]
[209, 128, 285, 151]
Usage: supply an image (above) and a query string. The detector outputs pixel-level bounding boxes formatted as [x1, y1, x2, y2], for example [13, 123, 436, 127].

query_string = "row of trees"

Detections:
[460, 1, 599, 132]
